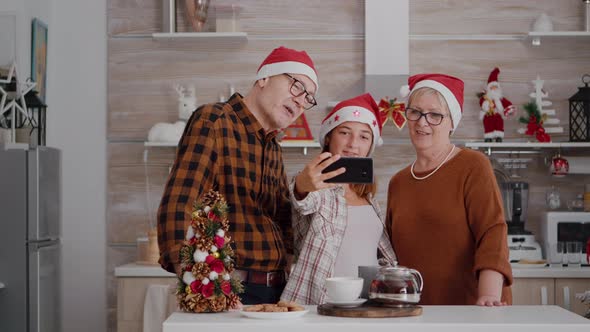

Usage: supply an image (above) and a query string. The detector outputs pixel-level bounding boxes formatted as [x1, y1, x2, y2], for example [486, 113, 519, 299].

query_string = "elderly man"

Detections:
[158, 46, 319, 304]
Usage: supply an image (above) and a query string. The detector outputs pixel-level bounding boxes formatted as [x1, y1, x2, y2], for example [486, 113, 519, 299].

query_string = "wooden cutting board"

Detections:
[317, 302, 422, 318]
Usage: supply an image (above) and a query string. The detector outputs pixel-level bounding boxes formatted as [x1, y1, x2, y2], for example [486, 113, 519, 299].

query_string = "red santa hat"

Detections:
[319, 93, 383, 156]
[400, 73, 464, 130]
[256, 46, 319, 91]
[487, 67, 501, 88]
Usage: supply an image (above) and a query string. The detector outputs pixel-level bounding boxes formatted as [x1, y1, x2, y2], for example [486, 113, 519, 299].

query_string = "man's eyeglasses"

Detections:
[284, 73, 317, 110]
[405, 108, 449, 126]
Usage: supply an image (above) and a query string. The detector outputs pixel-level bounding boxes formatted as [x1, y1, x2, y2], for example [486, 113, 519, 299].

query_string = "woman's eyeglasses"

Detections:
[284, 73, 317, 110]
[405, 108, 448, 126]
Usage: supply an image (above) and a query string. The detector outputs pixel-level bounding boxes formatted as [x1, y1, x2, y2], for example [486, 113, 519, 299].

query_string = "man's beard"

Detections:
[487, 87, 502, 100]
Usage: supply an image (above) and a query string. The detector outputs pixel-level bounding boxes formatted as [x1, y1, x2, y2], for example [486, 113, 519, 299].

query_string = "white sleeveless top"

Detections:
[332, 205, 382, 277]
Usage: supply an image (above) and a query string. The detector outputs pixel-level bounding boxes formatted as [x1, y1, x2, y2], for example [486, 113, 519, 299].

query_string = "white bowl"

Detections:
[325, 277, 363, 302]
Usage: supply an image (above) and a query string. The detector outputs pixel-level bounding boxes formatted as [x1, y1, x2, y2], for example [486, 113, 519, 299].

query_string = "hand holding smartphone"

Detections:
[321, 157, 373, 184]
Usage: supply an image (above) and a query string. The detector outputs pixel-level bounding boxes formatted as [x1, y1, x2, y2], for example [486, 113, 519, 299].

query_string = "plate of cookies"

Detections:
[241, 301, 309, 320]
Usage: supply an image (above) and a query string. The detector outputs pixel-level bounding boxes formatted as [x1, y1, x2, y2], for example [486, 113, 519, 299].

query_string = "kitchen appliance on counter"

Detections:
[0, 144, 61, 332]
[541, 212, 590, 265]
[501, 181, 543, 261]
[368, 260, 423, 307]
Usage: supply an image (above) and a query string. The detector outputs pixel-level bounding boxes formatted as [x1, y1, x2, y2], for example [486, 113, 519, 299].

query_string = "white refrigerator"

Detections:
[0, 144, 61, 332]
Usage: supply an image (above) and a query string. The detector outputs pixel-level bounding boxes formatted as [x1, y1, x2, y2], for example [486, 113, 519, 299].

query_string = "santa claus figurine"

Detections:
[478, 67, 516, 142]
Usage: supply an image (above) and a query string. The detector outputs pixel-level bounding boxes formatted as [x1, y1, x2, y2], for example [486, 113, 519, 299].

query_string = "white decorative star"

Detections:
[0, 61, 37, 142]
[0, 85, 8, 127]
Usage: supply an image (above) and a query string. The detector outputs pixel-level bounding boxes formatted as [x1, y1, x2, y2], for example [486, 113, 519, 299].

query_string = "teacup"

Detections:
[325, 277, 363, 302]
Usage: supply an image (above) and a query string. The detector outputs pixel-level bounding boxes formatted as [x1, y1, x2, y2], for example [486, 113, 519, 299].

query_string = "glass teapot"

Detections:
[368, 259, 423, 307]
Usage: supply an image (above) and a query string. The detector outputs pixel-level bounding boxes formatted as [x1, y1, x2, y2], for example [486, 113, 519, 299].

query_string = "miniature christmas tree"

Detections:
[518, 75, 563, 135]
[176, 190, 243, 313]
[518, 102, 551, 142]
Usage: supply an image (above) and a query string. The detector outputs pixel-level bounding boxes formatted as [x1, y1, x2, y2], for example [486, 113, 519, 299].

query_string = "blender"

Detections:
[501, 181, 543, 262]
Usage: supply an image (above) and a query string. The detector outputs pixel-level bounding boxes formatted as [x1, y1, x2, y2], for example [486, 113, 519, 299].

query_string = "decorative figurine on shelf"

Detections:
[576, 290, 590, 319]
[518, 101, 551, 142]
[146, 84, 197, 143]
[185, 0, 210, 32]
[531, 13, 554, 32]
[279, 113, 314, 141]
[147, 121, 186, 143]
[518, 75, 563, 136]
[477, 67, 516, 142]
[176, 190, 243, 313]
[378, 97, 407, 130]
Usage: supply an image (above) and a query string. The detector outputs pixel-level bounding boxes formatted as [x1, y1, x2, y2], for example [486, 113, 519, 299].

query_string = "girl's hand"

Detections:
[293, 152, 345, 199]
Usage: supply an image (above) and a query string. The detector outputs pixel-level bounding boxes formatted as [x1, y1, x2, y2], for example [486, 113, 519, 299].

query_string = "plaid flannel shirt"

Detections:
[280, 180, 397, 305]
[157, 93, 293, 274]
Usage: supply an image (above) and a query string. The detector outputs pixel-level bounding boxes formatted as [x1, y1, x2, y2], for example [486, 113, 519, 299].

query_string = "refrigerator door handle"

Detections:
[29, 239, 60, 250]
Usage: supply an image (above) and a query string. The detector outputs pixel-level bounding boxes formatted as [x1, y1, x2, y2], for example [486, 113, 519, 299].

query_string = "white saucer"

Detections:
[326, 298, 367, 308]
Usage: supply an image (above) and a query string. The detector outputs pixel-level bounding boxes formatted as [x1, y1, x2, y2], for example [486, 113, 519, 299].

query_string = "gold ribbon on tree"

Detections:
[378, 97, 407, 130]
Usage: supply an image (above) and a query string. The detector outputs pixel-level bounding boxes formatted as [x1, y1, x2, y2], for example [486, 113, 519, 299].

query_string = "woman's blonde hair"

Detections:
[322, 130, 377, 199]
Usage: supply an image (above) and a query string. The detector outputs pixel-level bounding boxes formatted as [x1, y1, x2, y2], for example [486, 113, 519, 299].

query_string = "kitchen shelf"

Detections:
[151, 32, 248, 42]
[280, 140, 320, 155]
[410, 34, 526, 41]
[144, 141, 177, 147]
[528, 31, 590, 46]
[143, 140, 320, 155]
[465, 141, 590, 155]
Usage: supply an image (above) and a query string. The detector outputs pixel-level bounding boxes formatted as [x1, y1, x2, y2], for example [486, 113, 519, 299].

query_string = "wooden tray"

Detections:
[317, 302, 422, 318]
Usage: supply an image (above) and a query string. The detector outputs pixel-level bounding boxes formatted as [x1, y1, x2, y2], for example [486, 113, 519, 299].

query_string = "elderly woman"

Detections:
[386, 74, 513, 306]
[280, 93, 396, 305]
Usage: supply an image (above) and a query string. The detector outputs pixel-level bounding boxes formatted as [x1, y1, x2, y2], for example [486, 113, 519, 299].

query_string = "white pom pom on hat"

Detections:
[399, 84, 411, 98]
[319, 93, 384, 156]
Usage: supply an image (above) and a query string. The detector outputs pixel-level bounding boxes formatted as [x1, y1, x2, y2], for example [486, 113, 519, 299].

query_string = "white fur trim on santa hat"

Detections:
[412, 79, 462, 130]
[319, 106, 382, 156]
[256, 61, 319, 91]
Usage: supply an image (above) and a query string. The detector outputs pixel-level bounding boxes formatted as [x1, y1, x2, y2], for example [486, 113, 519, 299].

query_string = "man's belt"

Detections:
[233, 269, 286, 287]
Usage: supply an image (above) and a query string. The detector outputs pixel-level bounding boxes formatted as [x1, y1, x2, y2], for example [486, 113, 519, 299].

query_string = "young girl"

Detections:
[280, 93, 396, 305]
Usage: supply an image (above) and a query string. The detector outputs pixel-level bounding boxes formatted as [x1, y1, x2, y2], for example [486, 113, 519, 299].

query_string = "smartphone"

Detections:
[322, 157, 373, 184]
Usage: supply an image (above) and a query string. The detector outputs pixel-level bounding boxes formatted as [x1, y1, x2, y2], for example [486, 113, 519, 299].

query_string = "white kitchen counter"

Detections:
[114, 263, 175, 277]
[114, 263, 590, 279]
[163, 305, 588, 332]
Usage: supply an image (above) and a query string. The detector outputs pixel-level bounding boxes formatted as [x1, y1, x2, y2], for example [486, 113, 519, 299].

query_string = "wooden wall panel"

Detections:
[109, 0, 364, 36]
[410, 38, 590, 140]
[107, 1, 590, 328]
[108, 39, 363, 140]
[410, 0, 584, 34]
[108, 143, 175, 243]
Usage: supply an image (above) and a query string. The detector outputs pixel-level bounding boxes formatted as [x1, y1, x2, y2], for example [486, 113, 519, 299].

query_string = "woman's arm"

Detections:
[476, 269, 507, 306]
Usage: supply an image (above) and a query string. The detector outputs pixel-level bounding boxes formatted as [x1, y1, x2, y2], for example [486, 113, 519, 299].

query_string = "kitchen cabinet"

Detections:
[555, 279, 590, 317]
[512, 278, 555, 305]
[513, 276, 590, 317]
[117, 277, 177, 332]
[116, 264, 177, 332]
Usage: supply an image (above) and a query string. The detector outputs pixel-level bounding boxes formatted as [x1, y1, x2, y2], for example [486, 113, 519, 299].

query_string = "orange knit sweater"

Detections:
[386, 148, 513, 305]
